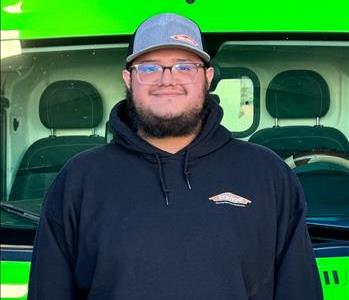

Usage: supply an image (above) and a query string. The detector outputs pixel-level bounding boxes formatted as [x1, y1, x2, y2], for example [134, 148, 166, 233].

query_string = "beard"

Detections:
[126, 84, 209, 138]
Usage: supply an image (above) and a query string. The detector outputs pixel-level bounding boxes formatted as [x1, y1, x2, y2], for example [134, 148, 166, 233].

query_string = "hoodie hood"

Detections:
[108, 96, 232, 158]
[108, 96, 232, 205]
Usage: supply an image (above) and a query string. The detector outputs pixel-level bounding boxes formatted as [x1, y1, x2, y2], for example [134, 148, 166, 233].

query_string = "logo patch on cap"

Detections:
[209, 192, 252, 207]
[171, 34, 199, 47]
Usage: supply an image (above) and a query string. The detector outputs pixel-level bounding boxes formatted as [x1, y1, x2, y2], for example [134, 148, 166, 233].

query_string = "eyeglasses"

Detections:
[128, 63, 206, 85]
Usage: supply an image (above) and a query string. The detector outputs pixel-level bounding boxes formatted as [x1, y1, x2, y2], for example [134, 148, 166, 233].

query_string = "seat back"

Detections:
[249, 70, 349, 159]
[295, 162, 349, 217]
[9, 80, 104, 201]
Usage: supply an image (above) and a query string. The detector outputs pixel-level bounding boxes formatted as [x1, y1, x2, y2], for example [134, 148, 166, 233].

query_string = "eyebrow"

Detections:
[138, 59, 158, 63]
[176, 58, 196, 62]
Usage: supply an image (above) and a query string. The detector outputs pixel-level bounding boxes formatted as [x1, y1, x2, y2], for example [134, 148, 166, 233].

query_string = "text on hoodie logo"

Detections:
[209, 192, 251, 207]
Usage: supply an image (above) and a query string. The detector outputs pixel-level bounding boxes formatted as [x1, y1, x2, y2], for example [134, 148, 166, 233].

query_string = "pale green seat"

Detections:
[249, 70, 349, 158]
[9, 80, 104, 201]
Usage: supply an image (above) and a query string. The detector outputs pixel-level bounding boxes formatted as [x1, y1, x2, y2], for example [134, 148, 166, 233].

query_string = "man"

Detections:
[28, 13, 323, 299]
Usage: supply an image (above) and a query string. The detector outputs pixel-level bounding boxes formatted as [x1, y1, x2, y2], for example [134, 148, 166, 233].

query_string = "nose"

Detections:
[158, 68, 176, 86]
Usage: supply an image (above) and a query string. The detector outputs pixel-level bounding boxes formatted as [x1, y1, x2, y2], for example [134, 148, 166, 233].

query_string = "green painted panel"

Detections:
[316, 256, 349, 300]
[0, 261, 30, 300]
[0, 257, 348, 299]
[1, 0, 349, 40]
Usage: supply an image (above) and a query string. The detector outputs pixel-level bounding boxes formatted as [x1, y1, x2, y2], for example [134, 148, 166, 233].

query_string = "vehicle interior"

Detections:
[1, 40, 349, 225]
[1, 38, 348, 298]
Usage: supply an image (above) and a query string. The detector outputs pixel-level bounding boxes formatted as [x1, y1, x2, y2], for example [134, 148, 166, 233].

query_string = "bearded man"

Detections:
[28, 13, 323, 300]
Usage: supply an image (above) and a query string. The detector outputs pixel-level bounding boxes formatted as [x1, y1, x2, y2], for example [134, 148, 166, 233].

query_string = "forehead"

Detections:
[132, 48, 202, 64]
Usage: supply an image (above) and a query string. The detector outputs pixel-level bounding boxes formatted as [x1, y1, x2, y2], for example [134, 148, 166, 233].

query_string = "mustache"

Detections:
[149, 86, 187, 95]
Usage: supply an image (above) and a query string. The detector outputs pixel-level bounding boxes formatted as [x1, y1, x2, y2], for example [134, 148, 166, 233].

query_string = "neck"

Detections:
[138, 126, 200, 154]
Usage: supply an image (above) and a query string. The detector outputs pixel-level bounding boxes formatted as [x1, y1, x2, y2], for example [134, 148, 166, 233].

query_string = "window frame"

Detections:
[212, 67, 260, 138]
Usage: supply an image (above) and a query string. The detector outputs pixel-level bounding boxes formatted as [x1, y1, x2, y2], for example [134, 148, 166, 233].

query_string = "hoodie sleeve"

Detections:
[274, 168, 323, 300]
[27, 170, 78, 300]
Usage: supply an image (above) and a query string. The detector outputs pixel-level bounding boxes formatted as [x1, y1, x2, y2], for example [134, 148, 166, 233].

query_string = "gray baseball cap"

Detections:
[126, 13, 210, 64]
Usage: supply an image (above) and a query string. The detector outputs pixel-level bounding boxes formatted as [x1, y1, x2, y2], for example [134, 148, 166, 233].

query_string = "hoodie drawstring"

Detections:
[155, 153, 170, 206]
[184, 150, 192, 190]
[154, 151, 193, 206]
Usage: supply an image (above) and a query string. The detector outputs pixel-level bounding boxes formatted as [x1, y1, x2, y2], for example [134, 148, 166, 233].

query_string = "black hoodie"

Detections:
[28, 98, 323, 300]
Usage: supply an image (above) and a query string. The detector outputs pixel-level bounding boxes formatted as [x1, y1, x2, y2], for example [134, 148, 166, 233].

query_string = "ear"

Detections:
[205, 67, 214, 91]
[122, 69, 131, 89]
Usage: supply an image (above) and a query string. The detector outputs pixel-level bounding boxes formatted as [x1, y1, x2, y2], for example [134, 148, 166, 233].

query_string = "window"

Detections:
[1, 45, 128, 234]
[1, 41, 348, 241]
[212, 42, 349, 223]
[215, 77, 254, 132]
[210, 67, 260, 138]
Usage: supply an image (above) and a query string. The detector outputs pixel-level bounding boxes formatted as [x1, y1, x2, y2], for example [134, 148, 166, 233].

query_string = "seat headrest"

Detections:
[39, 80, 103, 129]
[266, 70, 330, 119]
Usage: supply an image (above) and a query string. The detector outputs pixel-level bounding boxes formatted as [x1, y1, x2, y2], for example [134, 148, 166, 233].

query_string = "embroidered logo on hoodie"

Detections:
[209, 192, 251, 207]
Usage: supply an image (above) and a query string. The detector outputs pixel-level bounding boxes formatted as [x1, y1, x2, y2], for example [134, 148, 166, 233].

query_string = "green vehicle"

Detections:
[1, 0, 348, 299]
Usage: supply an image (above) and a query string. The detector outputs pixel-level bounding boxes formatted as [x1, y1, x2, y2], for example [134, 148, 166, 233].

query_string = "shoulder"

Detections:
[63, 143, 125, 171]
[225, 138, 302, 191]
[229, 139, 306, 209]
[226, 138, 286, 168]
[47, 143, 127, 192]
[42, 143, 125, 219]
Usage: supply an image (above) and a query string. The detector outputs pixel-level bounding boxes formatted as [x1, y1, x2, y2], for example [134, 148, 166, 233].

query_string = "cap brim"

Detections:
[126, 43, 210, 63]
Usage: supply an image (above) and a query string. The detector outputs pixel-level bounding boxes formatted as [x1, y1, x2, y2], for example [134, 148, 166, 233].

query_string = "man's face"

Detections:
[122, 48, 214, 137]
